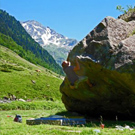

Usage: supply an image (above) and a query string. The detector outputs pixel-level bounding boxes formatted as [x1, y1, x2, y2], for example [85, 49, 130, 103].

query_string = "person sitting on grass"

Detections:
[62, 56, 93, 89]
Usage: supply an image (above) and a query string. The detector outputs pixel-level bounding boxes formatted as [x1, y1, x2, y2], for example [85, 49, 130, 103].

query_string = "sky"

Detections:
[0, 0, 135, 41]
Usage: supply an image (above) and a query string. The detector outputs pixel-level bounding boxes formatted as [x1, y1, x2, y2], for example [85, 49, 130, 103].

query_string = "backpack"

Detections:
[14, 114, 22, 123]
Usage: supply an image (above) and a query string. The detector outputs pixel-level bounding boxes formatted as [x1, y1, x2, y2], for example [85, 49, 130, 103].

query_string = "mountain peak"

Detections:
[21, 20, 78, 65]
[21, 20, 78, 47]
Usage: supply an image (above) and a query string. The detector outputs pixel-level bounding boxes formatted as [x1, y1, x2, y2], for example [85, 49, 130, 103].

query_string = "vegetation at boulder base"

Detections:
[0, 9, 63, 75]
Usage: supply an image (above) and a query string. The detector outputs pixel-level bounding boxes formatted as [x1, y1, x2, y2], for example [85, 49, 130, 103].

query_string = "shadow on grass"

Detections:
[54, 111, 135, 128]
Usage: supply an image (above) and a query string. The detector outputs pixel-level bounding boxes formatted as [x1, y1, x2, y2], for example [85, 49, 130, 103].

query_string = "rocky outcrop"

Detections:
[60, 16, 135, 119]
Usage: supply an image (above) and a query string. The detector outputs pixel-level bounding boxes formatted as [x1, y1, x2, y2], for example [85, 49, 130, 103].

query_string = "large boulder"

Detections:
[60, 16, 135, 119]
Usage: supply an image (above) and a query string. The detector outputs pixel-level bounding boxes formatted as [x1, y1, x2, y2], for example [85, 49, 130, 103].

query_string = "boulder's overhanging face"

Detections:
[60, 16, 135, 119]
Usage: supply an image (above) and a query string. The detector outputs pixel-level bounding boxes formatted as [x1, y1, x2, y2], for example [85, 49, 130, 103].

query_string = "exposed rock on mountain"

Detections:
[60, 15, 135, 119]
[21, 20, 78, 65]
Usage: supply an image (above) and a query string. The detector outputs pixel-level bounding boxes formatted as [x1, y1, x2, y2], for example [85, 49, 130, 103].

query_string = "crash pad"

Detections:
[26, 115, 86, 125]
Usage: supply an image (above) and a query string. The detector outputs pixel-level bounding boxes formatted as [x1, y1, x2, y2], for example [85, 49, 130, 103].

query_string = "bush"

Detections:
[116, 5, 135, 13]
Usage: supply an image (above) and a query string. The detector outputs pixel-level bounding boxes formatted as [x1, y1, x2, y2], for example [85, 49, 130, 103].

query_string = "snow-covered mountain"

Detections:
[21, 20, 78, 65]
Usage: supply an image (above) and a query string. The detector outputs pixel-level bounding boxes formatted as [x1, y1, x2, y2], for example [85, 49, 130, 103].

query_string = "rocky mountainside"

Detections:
[60, 11, 135, 119]
[21, 20, 78, 65]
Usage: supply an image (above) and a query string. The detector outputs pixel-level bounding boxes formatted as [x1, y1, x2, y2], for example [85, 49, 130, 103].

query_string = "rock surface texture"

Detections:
[60, 15, 135, 119]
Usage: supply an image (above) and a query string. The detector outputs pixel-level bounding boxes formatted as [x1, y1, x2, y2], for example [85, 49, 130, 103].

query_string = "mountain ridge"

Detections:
[21, 20, 78, 65]
[21, 20, 78, 47]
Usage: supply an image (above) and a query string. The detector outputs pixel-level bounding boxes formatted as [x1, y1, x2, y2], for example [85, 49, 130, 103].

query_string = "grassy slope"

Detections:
[0, 45, 63, 100]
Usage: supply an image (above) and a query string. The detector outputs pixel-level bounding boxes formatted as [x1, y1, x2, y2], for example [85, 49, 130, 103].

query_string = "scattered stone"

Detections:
[18, 98, 26, 102]
[31, 80, 36, 84]
[115, 125, 133, 131]
[35, 69, 41, 72]
[93, 129, 101, 134]
[26, 99, 32, 102]
[0, 99, 11, 103]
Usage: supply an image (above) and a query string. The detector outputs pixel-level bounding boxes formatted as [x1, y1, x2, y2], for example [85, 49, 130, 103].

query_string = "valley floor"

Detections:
[1, 101, 135, 135]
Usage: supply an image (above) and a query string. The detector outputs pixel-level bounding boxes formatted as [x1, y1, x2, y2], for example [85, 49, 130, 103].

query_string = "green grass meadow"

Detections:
[0, 45, 63, 100]
[1, 101, 135, 135]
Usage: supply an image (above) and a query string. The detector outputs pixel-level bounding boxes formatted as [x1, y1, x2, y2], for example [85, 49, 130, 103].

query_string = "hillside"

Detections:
[0, 9, 63, 75]
[0, 44, 63, 100]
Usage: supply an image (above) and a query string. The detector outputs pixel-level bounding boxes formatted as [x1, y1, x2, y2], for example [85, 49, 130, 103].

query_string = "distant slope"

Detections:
[0, 44, 63, 100]
[0, 9, 63, 75]
[21, 20, 78, 65]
